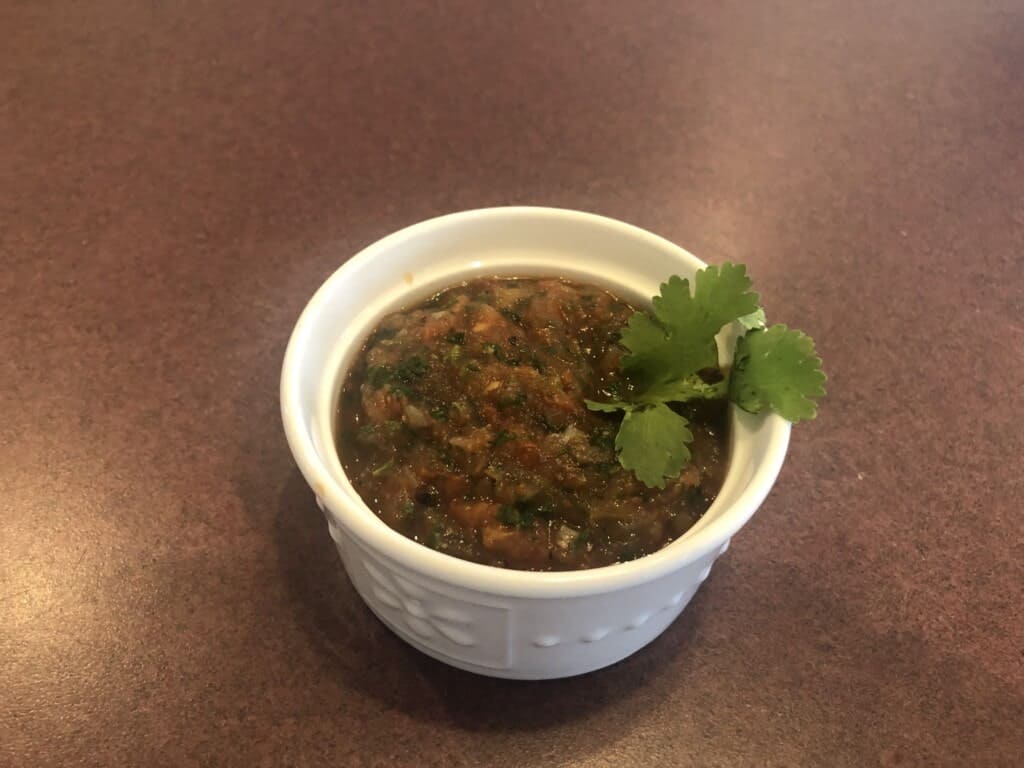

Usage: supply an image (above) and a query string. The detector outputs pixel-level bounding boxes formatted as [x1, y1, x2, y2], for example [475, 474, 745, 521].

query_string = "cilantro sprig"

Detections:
[585, 263, 825, 488]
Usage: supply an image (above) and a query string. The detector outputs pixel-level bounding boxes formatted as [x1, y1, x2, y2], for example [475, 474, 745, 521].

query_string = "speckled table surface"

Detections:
[3, 1, 1023, 766]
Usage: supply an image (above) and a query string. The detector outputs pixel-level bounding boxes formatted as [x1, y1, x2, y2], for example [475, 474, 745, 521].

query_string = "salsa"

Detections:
[336, 277, 729, 571]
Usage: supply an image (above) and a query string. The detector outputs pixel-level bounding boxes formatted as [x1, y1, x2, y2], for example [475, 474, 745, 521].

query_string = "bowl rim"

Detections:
[281, 206, 790, 598]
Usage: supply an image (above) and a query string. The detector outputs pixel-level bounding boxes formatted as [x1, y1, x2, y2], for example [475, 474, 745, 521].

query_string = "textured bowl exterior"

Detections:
[282, 207, 790, 679]
[322, 499, 728, 678]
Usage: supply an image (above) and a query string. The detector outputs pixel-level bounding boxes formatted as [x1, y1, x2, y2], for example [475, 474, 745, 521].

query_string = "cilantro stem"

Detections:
[633, 377, 729, 406]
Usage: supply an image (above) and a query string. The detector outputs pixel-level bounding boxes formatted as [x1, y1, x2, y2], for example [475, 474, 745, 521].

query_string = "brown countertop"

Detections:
[3, 1, 1022, 765]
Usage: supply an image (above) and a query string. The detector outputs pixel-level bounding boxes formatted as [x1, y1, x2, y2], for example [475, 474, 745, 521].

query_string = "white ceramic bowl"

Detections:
[281, 207, 790, 679]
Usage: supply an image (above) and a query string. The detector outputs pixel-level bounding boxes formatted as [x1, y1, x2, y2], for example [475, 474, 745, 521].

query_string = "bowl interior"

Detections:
[281, 207, 790, 597]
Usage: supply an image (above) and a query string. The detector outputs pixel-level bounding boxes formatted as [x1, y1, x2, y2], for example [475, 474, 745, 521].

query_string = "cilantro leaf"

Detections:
[729, 324, 826, 422]
[593, 264, 823, 488]
[615, 403, 693, 489]
[621, 264, 760, 385]
[618, 312, 676, 385]
[690, 263, 761, 331]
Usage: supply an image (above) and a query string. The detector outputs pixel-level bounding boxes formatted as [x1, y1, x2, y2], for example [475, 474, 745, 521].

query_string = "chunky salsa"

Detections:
[336, 277, 729, 571]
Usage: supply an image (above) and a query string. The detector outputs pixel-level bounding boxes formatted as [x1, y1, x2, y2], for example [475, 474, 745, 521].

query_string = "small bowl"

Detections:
[281, 207, 790, 679]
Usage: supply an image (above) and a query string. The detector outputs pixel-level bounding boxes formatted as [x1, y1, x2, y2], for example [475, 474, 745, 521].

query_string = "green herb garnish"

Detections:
[371, 457, 394, 477]
[497, 500, 549, 528]
[500, 307, 523, 324]
[366, 356, 429, 396]
[498, 505, 533, 528]
[728, 323, 823, 421]
[492, 430, 516, 448]
[395, 356, 429, 381]
[586, 263, 825, 488]
[482, 342, 506, 362]
[571, 527, 592, 551]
